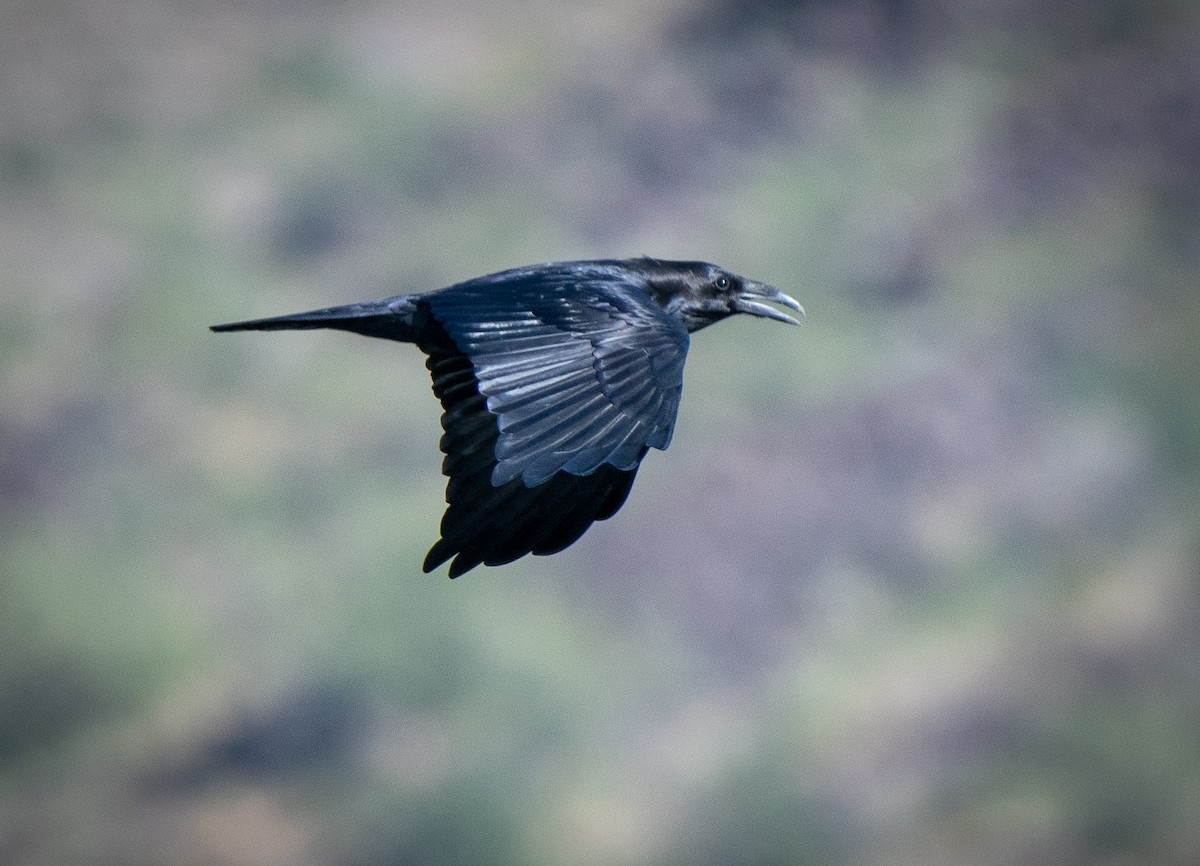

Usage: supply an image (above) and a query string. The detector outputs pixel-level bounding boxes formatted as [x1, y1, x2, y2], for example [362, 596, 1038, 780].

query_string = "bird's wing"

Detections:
[422, 343, 641, 577]
[427, 270, 690, 486]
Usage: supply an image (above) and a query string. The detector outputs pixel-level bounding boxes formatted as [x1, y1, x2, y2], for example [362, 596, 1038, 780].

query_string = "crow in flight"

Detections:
[212, 258, 803, 577]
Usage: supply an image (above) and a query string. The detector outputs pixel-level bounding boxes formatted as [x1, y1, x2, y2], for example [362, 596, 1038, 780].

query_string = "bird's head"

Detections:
[639, 259, 805, 333]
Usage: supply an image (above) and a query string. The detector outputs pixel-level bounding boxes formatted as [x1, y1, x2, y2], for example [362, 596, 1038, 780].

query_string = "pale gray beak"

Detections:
[732, 280, 806, 326]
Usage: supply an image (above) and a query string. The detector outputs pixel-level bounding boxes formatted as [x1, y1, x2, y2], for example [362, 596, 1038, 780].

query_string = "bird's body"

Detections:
[212, 258, 802, 577]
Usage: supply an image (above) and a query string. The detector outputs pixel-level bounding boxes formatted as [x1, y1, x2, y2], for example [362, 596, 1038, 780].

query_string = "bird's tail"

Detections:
[211, 298, 420, 342]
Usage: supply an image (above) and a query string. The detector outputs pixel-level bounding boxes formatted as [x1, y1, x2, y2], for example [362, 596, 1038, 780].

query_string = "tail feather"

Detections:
[211, 298, 420, 342]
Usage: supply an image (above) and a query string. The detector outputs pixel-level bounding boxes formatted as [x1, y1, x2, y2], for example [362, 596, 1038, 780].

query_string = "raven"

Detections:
[212, 258, 803, 577]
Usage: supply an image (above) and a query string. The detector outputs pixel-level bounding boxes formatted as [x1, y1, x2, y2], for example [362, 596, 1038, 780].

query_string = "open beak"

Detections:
[732, 280, 806, 326]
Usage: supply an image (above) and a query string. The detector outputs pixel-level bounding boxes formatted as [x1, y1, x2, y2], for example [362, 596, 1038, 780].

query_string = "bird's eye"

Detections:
[715, 276, 730, 289]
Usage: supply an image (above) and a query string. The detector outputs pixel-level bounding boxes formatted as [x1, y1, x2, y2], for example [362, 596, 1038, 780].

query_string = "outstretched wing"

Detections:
[427, 264, 690, 486]
[422, 344, 641, 578]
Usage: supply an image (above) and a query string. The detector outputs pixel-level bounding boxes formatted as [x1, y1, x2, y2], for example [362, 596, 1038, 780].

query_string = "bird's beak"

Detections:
[732, 280, 806, 326]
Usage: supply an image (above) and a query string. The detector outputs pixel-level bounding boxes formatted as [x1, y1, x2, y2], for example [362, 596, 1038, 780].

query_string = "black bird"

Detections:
[212, 258, 803, 577]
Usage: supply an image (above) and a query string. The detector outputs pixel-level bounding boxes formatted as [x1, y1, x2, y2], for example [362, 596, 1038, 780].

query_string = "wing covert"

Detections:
[428, 266, 689, 486]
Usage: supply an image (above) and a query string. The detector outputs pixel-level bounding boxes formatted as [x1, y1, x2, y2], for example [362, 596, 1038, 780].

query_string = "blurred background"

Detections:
[2, 0, 1199, 863]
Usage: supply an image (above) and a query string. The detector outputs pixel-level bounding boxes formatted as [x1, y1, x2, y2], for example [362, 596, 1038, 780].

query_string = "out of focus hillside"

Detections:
[2, 1, 1198, 864]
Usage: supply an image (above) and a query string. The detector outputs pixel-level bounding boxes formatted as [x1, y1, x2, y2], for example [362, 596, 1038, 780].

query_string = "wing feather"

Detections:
[414, 264, 689, 576]
[422, 331, 643, 578]
[428, 266, 688, 486]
